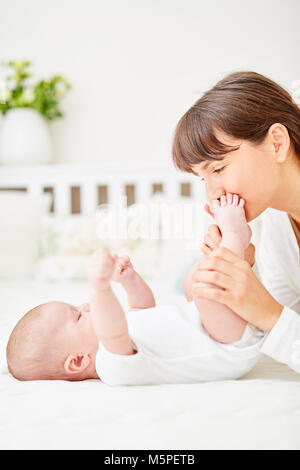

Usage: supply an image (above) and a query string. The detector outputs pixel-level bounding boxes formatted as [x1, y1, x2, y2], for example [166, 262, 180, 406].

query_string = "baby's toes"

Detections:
[220, 195, 227, 207]
[211, 199, 220, 213]
[232, 194, 239, 206]
[226, 193, 233, 205]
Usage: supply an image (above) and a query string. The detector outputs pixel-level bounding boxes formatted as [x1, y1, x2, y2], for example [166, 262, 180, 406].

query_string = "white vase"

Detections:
[0, 108, 53, 165]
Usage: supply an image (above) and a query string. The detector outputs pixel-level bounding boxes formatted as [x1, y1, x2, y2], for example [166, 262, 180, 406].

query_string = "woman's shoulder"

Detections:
[257, 208, 290, 247]
[261, 207, 289, 225]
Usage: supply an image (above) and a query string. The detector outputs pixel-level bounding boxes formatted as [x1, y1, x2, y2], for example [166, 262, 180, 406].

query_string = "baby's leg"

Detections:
[193, 194, 250, 343]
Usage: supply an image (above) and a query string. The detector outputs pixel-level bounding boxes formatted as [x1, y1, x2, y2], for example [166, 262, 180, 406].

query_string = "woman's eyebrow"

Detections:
[197, 161, 217, 174]
[203, 159, 227, 170]
[201, 161, 214, 170]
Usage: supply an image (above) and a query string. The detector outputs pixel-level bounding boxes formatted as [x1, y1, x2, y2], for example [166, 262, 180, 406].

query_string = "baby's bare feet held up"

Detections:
[209, 193, 252, 250]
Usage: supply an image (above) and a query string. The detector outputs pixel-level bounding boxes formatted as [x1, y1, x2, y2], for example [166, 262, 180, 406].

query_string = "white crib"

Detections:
[0, 163, 205, 215]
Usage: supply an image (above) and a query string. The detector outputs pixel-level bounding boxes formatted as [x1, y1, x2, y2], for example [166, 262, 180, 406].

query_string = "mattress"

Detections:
[1, 279, 300, 450]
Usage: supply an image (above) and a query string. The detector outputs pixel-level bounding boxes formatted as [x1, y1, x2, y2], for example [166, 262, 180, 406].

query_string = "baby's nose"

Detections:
[78, 302, 90, 313]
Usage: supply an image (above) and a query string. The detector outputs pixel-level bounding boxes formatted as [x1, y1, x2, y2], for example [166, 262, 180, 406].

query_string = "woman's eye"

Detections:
[213, 167, 224, 174]
[199, 167, 224, 182]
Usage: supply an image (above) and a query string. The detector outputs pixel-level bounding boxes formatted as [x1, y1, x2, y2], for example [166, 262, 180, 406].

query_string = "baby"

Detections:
[6, 193, 265, 385]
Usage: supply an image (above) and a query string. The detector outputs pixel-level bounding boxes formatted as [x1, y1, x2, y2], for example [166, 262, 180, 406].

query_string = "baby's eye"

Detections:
[77, 313, 82, 321]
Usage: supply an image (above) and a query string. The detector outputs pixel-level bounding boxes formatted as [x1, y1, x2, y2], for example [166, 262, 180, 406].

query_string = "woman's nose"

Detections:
[207, 194, 225, 205]
[205, 183, 224, 203]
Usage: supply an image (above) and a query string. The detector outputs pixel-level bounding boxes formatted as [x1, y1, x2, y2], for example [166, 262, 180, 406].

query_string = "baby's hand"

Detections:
[111, 255, 136, 283]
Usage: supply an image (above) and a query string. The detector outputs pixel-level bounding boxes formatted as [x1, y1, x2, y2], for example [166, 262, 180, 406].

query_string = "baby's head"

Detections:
[6, 301, 99, 381]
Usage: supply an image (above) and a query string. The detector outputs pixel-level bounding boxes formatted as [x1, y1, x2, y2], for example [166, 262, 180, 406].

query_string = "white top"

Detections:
[96, 301, 265, 386]
[255, 208, 300, 372]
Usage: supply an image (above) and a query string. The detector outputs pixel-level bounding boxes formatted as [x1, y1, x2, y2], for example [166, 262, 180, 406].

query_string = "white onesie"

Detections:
[95, 301, 265, 386]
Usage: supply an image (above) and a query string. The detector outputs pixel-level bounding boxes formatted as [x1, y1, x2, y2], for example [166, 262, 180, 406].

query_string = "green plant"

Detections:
[0, 60, 71, 120]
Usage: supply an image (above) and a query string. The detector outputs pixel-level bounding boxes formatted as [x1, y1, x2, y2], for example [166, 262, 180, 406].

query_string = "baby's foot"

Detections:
[111, 255, 136, 283]
[88, 248, 116, 289]
[210, 194, 252, 250]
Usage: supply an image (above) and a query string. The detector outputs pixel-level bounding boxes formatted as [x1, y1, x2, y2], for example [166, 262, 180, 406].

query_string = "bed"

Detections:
[1, 164, 300, 450]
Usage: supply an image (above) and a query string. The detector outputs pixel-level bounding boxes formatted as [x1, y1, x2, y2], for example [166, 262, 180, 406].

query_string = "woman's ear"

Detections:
[268, 123, 290, 162]
[64, 353, 91, 374]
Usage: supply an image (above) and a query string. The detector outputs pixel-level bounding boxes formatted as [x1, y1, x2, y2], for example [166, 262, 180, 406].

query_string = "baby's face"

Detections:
[40, 301, 99, 358]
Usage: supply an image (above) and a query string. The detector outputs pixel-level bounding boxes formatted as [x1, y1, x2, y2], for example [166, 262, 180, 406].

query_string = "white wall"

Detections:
[1, 0, 299, 168]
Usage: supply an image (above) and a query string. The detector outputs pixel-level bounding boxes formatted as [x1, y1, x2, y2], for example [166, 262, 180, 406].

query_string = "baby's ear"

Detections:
[64, 353, 91, 374]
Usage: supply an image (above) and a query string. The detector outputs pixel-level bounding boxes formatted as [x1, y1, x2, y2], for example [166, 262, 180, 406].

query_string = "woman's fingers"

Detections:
[200, 244, 212, 255]
[208, 225, 222, 246]
[244, 242, 256, 267]
[212, 246, 248, 267]
[192, 283, 228, 303]
[201, 224, 222, 254]
[201, 235, 216, 254]
[192, 269, 235, 290]
[203, 233, 215, 248]
[192, 245, 284, 332]
[193, 256, 236, 282]
[192, 247, 249, 309]
[193, 247, 248, 282]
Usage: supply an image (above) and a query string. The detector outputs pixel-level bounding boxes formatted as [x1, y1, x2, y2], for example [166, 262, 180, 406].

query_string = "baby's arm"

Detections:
[111, 255, 156, 310]
[88, 249, 135, 355]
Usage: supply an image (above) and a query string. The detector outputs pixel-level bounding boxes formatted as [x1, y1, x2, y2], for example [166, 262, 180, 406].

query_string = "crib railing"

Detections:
[0, 164, 206, 215]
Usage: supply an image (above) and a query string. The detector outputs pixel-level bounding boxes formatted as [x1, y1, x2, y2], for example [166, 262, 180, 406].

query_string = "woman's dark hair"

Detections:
[172, 71, 300, 174]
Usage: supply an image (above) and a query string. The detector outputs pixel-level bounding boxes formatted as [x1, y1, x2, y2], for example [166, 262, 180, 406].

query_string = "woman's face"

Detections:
[192, 129, 281, 222]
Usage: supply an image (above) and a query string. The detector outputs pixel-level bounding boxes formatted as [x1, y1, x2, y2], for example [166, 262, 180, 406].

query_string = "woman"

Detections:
[172, 71, 300, 373]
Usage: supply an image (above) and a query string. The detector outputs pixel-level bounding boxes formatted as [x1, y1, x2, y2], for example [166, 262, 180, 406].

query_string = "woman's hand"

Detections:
[192, 246, 284, 332]
[202, 203, 255, 267]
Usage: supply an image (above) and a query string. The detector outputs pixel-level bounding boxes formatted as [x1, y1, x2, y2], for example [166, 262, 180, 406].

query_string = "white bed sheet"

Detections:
[1, 279, 300, 450]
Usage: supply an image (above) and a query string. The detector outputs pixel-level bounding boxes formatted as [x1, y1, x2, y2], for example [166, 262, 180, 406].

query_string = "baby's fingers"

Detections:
[117, 256, 130, 271]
